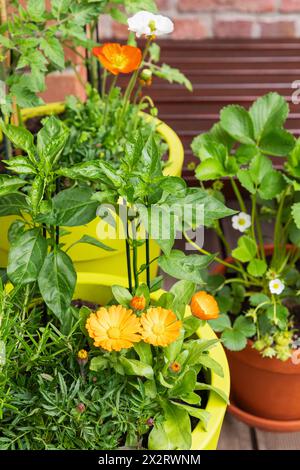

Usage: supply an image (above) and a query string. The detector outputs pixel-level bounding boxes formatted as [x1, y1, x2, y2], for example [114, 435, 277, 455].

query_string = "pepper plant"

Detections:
[190, 92, 300, 360]
[0, 115, 111, 330]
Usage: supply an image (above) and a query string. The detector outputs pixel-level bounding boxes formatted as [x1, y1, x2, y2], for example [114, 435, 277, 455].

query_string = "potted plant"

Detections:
[0, 127, 230, 450]
[0, 3, 190, 278]
[190, 91, 300, 431]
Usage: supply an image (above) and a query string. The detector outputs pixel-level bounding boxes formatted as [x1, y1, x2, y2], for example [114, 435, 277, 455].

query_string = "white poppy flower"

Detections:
[127, 11, 174, 38]
[269, 279, 285, 295]
[232, 212, 251, 233]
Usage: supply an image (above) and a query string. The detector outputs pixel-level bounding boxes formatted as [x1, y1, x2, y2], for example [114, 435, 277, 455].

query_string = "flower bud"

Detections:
[169, 361, 181, 373]
[130, 295, 146, 311]
[77, 349, 88, 367]
[76, 403, 86, 413]
[140, 69, 152, 81]
[147, 418, 155, 426]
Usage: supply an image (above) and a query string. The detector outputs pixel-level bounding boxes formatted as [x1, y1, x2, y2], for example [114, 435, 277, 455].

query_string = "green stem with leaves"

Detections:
[230, 177, 247, 213]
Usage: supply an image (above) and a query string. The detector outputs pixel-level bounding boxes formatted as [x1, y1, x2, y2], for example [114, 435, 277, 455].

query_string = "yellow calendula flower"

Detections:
[86, 305, 142, 352]
[141, 307, 182, 347]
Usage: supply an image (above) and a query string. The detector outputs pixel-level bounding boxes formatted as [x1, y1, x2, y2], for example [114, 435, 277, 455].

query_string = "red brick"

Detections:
[41, 71, 86, 103]
[156, 0, 171, 9]
[214, 20, 253, 38]
[111, 21, 129, 39]
[178, 0, 276, 13]
[280, 0, 300, 12]
[260, 20, 296, 38]
[172, 18, 209, 39]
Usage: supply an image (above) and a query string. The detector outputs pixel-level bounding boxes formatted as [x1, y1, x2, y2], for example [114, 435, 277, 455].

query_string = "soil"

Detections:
[71, 299, 100, 310]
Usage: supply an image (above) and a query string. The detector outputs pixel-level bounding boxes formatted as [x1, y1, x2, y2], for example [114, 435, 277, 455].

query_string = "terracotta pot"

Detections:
[213, 244, 300, 424]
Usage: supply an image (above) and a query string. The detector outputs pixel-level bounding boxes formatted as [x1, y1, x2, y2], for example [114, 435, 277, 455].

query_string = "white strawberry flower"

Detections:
[232, 212, 251, 233]
[269, 279, 285, 295]
[127, 11, 174, 38]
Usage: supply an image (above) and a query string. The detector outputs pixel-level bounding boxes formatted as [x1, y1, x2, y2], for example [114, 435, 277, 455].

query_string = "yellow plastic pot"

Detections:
[75, 272, 230, 451]
[0, 103, 184, 280]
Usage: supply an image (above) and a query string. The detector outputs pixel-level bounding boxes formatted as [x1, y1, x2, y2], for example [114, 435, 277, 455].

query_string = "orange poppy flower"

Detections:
[92, 43, 142, 75]
[190, 291, 219, 320]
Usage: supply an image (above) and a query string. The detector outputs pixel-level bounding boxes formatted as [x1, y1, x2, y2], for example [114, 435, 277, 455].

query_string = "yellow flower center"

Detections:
[114, 53, 127, 67]
[239, 219, 245, 225]
[152, 324, 163, 335]
[273, 283, 279, 289]
[108, 327, 121, 339]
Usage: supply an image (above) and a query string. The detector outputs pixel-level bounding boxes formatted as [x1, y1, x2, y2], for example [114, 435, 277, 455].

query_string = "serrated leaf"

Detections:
[221, 328, 247, 351]
[232, 235, 257, 262]
[220, 105, 254, 145]
[233, 316, 256, 338]
[247, 258, 267, 277]
[249, 92, 289, 141]
[40, 36, 65, 69]
[259, 128, 295, 157]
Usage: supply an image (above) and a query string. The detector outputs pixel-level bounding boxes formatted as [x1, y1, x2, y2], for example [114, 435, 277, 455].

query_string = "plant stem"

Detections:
[183, 231, 244, 274]
[101, 69, 107, 98]
[125, 229, 133, 294]
[145, 237, 150, 289]
[230, 177, 247, 213]
[131, 222, 139, 290]
[272, 188, 288, 269]
[103, 74, 118, 125]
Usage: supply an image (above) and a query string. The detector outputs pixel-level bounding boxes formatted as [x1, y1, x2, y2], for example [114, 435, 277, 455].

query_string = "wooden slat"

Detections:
[217, 414, 253, 450]
[255, 430, 300, 450]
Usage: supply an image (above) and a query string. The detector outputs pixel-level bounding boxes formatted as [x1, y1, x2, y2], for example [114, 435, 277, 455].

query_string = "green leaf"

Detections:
[220, 105, 254, 145]
[249, 92, 289, 141]
[5, 157, 37, 175]
[291, 202, 300, 229]
[134, 343, 153, 366]
[258, 170, 286, 200]
[37, 187, 98, 226]
[221, 328, 247, 351]
[249, 293, 270, 306]
[183, 316, 204, 338]
[249, 153, 272, 184]
[232, 235, 257, 262]
[37, 116, 69, 169]
[170, 280, 196, 311]
[70, 235, 115, 252]
[0, 193, 28, 216]
[158, 250, 214, 283]
[0, 175, 26, 196]
[148, 401, 191, 450]
[237, 169, 255, 194]
[197, 355, 224, 377]
[27, 0, 45, 19]
[169, 369, 197, 397]
[247, 258, 267, 277]
[38, 250, 76, 321]
[90, 356, 109, 372]
[7, 229, 47, 285]
[152, 64, 192, 92]
[233, 316, 256, 338]
[259, 129, 295, 156]
[109, 7, 127, 24]
[118, 357, 154, 379]
[195, 382, 229, 404]
[171, 402, 210, 430]
[56, 160, 105, 182]
[0, 121, 35, 159]
[235, 144, 259, 164]
[208, 313, 231, 333]
[40, 36, 65, 69]
[125, 0, 157, 13]
[51, 0, 71, 17]
[111, 285, 132, 306]
[149, 43, 160, 62]
[195, 159, 225, 181]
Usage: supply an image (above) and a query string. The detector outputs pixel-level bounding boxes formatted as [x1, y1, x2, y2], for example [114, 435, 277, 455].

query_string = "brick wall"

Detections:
[101, 0, 300, 39]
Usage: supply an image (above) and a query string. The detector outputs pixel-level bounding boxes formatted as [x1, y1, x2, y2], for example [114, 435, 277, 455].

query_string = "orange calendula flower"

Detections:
[190, 291, 219, 320]
[92, 43, 142, 75]
[130, 295, 146, 311]
[141, 307, 182, 347]
[86, 305, 142, 352]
